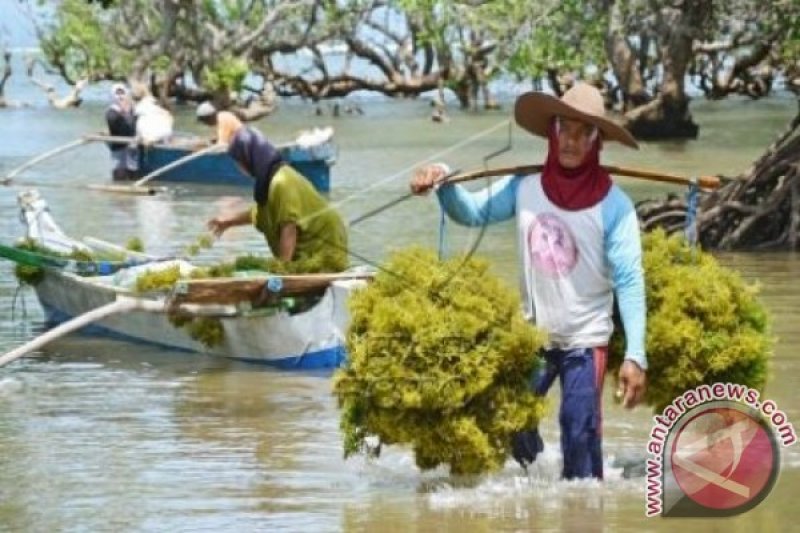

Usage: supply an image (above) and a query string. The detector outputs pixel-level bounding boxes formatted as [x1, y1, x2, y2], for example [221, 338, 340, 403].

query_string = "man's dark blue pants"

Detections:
[514, 346, 607, 479]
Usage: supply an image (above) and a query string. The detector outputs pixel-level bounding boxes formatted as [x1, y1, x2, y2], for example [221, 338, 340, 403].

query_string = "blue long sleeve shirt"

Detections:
[436, 172, 647, 369]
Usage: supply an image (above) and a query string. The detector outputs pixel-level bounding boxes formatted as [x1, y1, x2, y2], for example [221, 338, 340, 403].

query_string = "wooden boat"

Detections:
[1, 190, 369, 369]
[138, 128, 336, 192]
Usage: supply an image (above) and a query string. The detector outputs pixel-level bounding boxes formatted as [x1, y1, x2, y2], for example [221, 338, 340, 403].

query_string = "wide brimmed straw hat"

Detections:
[514, 82, 638, 149]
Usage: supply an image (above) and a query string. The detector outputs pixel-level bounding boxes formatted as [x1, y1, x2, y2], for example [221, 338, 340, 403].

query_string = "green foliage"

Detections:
[35, 0, 800, 107]
[202, 56, 249, 94]
[505, 0, 607, 81]
[609, 230, 772, 412]
[38, 0, 135, 82]
[778, 2, 800, 63]
[333, 247, 547, 475]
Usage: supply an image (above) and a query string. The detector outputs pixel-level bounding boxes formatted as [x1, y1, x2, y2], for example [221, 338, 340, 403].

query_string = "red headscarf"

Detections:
[540, 119, 611, 211]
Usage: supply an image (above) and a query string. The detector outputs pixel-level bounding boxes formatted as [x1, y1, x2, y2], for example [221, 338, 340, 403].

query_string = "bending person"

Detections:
[201, 104, 348, 272]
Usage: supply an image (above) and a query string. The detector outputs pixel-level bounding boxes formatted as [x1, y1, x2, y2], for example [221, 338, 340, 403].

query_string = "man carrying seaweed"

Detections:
[410, 83, 647, 480]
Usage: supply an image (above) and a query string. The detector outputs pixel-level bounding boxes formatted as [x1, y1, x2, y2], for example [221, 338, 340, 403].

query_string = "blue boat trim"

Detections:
[139, 142, 334, 193]
[232, 345, 346, 369]
[40, 302, 346, 369]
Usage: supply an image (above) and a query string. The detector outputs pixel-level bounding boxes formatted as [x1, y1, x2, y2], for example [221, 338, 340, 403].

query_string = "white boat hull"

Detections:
[34, 269, 359, 369]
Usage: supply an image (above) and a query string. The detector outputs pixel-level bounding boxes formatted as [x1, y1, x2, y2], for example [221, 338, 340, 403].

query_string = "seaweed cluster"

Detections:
[12, 239, 101, 286]
[332, 247, 547, 475]
[14, 264, 46, 286]
[125, 237, 145, 253]
[609, 230, 772, 411]
[132, 245, 347, 349]
[227, 251, 348, 274]
[168, 313, 225, 349]
[134, 265, 183, 293]
[184, 234, 215, 257]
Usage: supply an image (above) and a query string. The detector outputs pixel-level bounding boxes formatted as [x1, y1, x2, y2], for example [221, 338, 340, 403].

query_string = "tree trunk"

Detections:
[624, 43, 699, 139]
[605, 2, 649, 111]
[27, 58, 88, 110]
[0, 50, 11, 108]
[637, 101, 800, 250]
[624, 91, 698, 139]
[452, 79, 472, 109]
[622, 1, 711, 140]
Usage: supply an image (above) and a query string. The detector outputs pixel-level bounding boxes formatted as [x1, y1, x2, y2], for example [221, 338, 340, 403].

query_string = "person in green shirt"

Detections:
[204, 109, 348, 272]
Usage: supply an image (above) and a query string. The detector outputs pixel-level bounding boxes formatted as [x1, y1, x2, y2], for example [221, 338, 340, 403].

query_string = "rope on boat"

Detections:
[685, 178, 700, 247]
[438, 205, 448, 260]
[11, 285, 28, 322]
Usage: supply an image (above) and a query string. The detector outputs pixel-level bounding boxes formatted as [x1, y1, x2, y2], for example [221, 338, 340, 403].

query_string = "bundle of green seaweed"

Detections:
[332, 247, 547, 475]
[132, 246, 345, 348]
[13, 239, 105, 285]
[609, 229, 772, 411]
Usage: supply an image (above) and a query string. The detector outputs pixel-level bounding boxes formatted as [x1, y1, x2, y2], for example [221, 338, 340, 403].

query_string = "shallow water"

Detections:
[0, 95, 798, 531]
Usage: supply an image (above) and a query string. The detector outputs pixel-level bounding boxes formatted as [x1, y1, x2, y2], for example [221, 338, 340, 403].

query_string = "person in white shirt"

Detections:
[131, 83, 174, 145]
[410, 83, 647, 479]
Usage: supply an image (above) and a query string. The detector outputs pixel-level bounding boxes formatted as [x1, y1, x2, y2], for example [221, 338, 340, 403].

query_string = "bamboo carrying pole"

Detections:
[439, 164, 722, 191]
[356, 163, 723, 228]
[0, 297, 164, 368]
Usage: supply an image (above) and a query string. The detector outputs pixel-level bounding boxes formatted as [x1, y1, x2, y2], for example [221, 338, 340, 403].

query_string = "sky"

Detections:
[0, 1, 40, 49]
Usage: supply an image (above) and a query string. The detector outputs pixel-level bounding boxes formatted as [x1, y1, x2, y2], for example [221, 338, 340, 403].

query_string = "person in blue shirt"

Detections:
[105, 83, 138, 180]
[410, 83, 647, 480]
